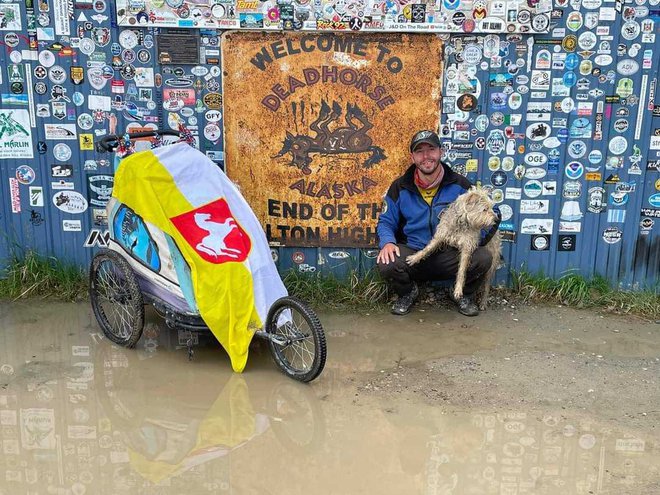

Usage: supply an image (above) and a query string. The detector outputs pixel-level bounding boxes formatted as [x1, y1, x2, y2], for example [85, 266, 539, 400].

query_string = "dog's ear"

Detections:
[465, 193, 481, 206]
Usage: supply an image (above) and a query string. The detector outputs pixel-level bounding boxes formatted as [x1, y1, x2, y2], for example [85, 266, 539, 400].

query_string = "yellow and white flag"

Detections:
[112, 142, 287, 372]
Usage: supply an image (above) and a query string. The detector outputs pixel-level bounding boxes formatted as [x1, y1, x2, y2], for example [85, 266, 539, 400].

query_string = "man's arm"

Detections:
[376, 188, 401, 250]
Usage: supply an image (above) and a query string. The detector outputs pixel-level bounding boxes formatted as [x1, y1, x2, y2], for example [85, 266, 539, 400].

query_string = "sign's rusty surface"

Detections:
[223, 32, 443, 246]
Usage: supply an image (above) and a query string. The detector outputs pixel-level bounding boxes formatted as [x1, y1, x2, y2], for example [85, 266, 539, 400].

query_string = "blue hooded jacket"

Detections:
[377, 162, 500, 250]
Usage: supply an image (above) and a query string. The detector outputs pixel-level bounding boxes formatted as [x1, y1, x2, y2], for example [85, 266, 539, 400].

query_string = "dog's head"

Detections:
[458, 186, 499, 229]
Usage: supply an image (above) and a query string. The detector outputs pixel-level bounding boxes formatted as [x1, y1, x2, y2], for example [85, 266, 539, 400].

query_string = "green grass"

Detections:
[511, 270, 660, 320]
[0, 250, 88, 302]
[1, 251, 658, 320]
[283, 269, 389, 311]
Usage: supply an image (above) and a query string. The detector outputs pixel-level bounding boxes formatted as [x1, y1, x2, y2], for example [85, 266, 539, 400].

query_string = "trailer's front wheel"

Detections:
[90, 250, 144, 347]
[265, 297, 326, 383]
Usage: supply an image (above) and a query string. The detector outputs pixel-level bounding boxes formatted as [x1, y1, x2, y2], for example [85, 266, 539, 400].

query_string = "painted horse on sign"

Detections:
[273, 99, 386, 174]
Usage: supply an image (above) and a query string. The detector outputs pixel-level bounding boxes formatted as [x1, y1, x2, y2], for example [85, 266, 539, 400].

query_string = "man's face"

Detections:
[411, 143, 442, 175]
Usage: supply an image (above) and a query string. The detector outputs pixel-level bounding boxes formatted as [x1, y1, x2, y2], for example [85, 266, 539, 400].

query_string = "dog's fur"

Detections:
[406, 186, 502, 310]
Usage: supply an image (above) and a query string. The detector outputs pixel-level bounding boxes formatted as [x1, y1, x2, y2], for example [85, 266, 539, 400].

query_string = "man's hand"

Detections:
[377, 243, 400, 265]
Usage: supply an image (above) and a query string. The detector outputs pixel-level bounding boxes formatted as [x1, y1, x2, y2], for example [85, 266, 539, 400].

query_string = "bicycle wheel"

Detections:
[265, 296, 326, 382]
[90, 249, 145, 347]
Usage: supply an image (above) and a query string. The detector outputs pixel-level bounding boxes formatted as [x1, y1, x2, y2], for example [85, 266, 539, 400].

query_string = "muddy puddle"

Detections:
[0, 301, 658, 494]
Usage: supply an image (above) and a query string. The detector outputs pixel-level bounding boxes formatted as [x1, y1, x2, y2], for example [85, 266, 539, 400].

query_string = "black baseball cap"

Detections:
[409, 130, 441, 152]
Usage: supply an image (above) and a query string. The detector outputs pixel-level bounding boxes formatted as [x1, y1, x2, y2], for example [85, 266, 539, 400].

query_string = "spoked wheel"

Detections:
[90, 249, 145, 347]
[265, 296, 326, 383]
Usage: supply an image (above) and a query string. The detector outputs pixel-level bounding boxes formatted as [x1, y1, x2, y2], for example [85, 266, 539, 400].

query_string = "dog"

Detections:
[405, 186, 502, 310]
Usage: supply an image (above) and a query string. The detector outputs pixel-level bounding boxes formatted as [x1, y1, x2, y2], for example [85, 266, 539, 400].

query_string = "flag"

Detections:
[112, 142, 287, 372]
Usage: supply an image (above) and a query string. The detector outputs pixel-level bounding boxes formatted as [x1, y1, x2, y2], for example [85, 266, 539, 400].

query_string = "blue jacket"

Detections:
[377, 163, 499, 250]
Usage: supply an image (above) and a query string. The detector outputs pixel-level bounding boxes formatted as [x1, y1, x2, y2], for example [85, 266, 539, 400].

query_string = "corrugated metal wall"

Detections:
[0, 1, 658, 290]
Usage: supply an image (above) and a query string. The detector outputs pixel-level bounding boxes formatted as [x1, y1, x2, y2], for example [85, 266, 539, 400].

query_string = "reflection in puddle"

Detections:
[0, 302, 658, 494]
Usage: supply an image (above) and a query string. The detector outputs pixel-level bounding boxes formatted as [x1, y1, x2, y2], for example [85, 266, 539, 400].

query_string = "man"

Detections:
[376, 130, 500, 317]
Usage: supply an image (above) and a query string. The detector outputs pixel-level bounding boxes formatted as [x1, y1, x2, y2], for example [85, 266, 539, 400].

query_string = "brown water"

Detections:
[0, 301, 658, 494]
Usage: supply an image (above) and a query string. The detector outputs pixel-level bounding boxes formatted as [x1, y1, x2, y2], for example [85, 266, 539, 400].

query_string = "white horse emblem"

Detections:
[194, 213, 242, 258]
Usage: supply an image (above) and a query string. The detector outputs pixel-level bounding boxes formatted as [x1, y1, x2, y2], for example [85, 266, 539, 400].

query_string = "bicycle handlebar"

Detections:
[96, 130, 182, 153]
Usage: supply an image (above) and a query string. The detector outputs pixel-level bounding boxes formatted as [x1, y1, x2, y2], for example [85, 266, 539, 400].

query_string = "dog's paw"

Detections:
[452, 289, 463, 301]
[405, 255, 418, 266]
[478, 303, 488, 311]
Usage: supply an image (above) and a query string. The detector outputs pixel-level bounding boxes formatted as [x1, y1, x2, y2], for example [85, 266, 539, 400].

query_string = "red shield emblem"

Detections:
[170, 198, 251, 264]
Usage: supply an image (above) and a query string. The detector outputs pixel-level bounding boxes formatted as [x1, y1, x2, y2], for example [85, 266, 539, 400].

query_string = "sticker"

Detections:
[52, 191, 88, 214]
[525, 167, 546, 180]
[521, 200, 549, 214]
[523, 180, 543, 198]
[560, 201, 583, 221]
[608, 136, 627, 155]
[562, 181, 582, 199]
[521, 218, 553, 235]
[0, 109, 33, 158]
[16, 165, 36, 185]
[526, 122, 550, 141]
[531, 234, 550, 251]
[9, 178, 20, 213]
[63, 220, 82, 232]
[602, 227, 622, 244]
[29, 186, 44, 207]
[565, 162, 584, 180]
[87, 175, 113, 207]
[53, 143, 72, 161]
[558, 234, 576, 251]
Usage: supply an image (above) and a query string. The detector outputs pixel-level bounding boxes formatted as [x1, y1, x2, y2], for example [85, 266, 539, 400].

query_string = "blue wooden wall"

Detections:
[0, 1, 658, 290]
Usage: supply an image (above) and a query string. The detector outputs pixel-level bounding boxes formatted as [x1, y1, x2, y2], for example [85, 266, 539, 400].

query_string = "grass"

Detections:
[283, 269, 389, 311]
[0, 250, 88, 302]
[511, 270, 660, 320]
[0, 251, 658, 320]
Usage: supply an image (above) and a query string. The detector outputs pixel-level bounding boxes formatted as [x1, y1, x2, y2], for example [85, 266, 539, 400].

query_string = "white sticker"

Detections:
[0, 109, 34, 158]
[521, 218, 554, 235]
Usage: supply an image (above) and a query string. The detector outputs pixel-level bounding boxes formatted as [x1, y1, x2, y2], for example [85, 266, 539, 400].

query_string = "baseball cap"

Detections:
[409, 130, 441, 152]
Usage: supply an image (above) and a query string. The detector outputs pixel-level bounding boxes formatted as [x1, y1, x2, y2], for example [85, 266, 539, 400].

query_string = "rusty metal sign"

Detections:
[223, 32, 443, 247]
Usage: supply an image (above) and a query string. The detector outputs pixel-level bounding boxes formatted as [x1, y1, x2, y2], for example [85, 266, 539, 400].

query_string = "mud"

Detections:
[0, 300, 658, 494]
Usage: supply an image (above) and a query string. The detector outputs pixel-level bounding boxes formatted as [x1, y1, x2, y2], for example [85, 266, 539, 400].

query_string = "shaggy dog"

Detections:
[406, 187, 502, 310]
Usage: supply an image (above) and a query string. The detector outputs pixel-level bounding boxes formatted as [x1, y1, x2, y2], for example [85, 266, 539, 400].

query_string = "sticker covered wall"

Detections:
[0, 0, 657, 291]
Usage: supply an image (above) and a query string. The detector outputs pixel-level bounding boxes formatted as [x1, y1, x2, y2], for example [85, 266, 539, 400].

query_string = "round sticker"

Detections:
[9, 51, 22, 64]
[578, 31, 597, 50]
[16, 165, 36, 185]
[462, 44, 483, 65]
[531, 14, 549, 32]
[499, 204, 513, 221]
[119, 30, 139, 49]
[38, 50, 56, 68]
[532, 235, 549, 250]
[588, 150, 603, 164]
[77, 113, 94, 130]
[608, 136, 628, 155]
[568, 140, 587, 159]
[48, 65, 67, 84]
[603, 227, 623, 244]
[621, 21, 641, 40]
[53, 143, 72, 161]
[4, 33, 19, 48]
[524, 180, 543, 198]
[565, 161, 584, 179]
[79, 38, 95, 55]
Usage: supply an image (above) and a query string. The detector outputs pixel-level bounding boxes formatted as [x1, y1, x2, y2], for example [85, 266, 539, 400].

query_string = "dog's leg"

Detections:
[478, 263, 496, 310]
[452, 248, 473, 301]
[478, 235, 502, 310]
[406, 234, 443, 266]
